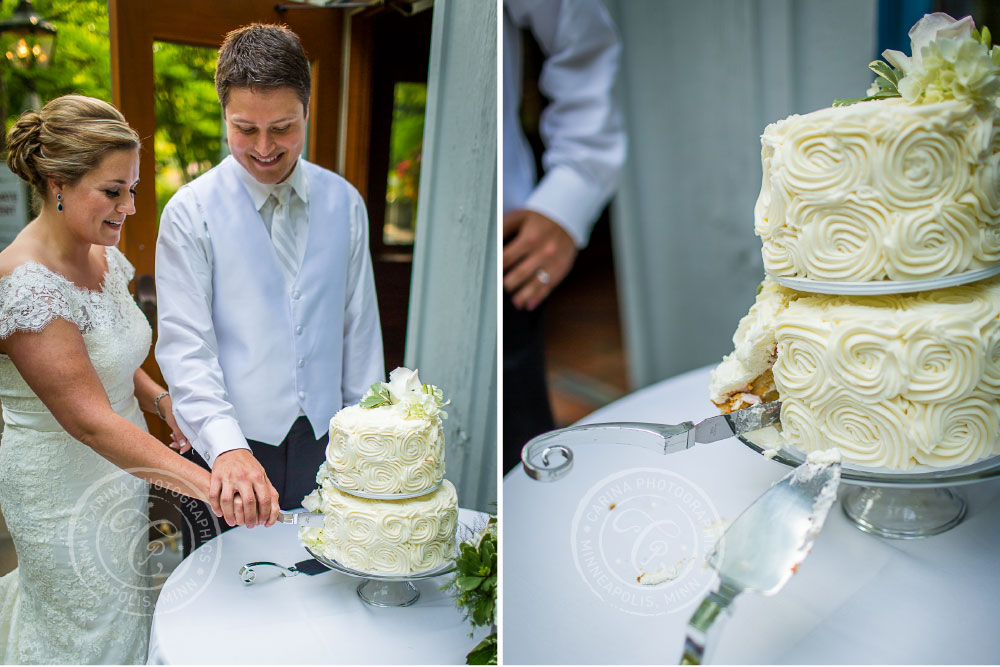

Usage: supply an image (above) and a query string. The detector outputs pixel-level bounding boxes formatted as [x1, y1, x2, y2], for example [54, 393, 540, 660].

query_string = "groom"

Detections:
[155, 23, 384, 553]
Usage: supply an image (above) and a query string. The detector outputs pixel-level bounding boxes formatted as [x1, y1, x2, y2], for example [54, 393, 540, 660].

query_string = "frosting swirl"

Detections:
[825, 322, 906, 399]
[816, 393, 913, 468]
[772, 319, 832, 400]
[902, 321, 981, 401]
[792, 199, 890, 280]
[878, 112, 971, 209]
[885, 205, 977, 279]
[910, 394, 999, 466]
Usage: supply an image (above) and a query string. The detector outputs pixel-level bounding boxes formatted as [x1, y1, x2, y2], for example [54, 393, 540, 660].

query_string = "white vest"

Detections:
[188, 156, 350, 444]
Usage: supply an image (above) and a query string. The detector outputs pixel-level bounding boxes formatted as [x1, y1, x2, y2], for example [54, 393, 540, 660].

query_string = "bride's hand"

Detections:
[163, 407, 191, 454]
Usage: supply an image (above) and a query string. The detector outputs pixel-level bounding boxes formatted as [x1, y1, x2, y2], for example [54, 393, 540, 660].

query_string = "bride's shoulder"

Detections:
[0, 241, 51, 284]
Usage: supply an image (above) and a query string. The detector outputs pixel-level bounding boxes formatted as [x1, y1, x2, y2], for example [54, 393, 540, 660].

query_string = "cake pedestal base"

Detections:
[840, 486, 967, 539]
[357, 579, 420, 607]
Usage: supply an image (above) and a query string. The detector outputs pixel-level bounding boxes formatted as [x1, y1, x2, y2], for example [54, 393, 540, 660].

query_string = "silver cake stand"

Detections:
[304, 545, 456, 607]
[739, 428, 1000, 539]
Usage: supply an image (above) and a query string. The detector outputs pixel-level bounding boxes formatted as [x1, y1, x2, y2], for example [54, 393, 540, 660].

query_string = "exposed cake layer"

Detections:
[755, 97, 1000, 281]
[301, 475, 458, 575]
[328, 403, 445, 495]
[712, 277, 1000, 469]
[709, 279, 796, 409]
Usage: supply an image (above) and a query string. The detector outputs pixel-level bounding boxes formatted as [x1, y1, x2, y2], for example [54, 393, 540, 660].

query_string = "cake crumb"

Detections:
[637, 558, 691, 585]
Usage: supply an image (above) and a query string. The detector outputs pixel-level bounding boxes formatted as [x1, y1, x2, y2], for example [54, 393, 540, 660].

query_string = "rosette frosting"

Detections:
[299, 480, 458, 575]
[713, 276, 1000, 469]
[756, 98, 1000, 281]
[327, 367, 448, 495]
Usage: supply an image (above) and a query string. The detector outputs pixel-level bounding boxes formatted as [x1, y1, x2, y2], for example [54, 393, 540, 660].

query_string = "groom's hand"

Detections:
[210, 449, 280, 528]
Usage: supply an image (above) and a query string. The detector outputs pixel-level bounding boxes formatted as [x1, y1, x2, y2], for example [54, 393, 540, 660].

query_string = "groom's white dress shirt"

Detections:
[503, 0, 626, 248]
[154, 155, 384, 468]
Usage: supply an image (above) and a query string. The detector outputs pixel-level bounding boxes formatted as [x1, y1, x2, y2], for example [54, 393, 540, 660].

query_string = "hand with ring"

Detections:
[502, 208, 578, 310]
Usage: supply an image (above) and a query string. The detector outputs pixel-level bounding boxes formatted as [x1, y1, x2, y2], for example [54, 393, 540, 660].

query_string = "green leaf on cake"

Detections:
[833, 58, 903, 106]
[869, 59, 900, 86]
[360, 382, 392, 409]
[973, 25, 992, 47]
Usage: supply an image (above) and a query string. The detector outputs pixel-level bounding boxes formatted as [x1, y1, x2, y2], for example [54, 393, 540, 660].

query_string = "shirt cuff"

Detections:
[194, 418, 251, 468]
[523, 165, 613, 248]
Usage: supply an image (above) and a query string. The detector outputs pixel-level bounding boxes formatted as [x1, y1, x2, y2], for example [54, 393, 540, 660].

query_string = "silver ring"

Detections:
[535, 268, 551, 284]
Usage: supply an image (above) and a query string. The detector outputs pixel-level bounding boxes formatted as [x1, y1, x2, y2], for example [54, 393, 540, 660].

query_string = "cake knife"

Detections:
[680, 453, 841, 663]
[521, 400, 782, 481]
[277, 511, 325, 527]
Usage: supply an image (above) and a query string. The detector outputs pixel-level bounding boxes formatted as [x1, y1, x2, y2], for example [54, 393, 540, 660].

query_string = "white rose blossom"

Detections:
[881, 13, 1000, 105]
[364, 367, 449, 419]
[387, 367, 423, 403]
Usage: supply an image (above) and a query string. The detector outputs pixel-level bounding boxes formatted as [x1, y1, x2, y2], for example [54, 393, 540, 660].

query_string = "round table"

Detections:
[147, 508, 488, 664]
[503, 365, 1000, 664]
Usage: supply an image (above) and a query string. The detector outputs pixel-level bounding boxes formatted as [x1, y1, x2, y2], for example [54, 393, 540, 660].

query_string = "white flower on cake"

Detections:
[852, 13, 1000, 107]
[386, 366, 423, 403]
[360, 367, 449, 419]
[882, 13, 1000, 104]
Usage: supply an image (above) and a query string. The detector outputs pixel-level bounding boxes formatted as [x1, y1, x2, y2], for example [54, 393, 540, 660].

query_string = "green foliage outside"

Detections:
[0, 0, 111, 131]
[152, 41, 222, 221]
[384, 81, 426, 244]
[1, 1, 224, 224]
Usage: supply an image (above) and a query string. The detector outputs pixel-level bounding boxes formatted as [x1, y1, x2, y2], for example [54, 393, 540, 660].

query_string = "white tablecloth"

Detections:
[147, 508, 488, 664]
[503, 365, 1000, 664]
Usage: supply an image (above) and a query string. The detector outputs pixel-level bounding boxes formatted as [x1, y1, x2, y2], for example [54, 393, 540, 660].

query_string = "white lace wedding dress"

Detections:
[0, 245, 154, 664]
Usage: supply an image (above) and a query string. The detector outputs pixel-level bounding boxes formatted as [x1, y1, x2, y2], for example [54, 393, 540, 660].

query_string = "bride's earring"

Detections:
[56, 193, 63, 212]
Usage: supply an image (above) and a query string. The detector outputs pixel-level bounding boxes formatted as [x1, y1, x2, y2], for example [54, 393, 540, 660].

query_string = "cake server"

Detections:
[521, 400, 781, 481]
[680, 454, 841, 664]
[277, 511, 325, 528]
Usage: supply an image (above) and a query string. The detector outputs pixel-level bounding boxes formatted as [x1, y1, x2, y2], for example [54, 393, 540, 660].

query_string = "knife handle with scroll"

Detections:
[521, 421, 696, 482]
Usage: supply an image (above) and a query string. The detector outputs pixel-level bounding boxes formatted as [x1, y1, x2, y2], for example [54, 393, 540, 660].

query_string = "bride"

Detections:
[0, 95, 279, 663]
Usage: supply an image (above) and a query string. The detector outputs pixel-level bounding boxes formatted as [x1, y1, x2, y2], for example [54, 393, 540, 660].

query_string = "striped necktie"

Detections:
[269, 182, 298, 281]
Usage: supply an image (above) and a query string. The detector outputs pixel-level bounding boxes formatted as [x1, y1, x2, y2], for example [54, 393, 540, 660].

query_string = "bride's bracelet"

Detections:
[154, 391, 169, 420]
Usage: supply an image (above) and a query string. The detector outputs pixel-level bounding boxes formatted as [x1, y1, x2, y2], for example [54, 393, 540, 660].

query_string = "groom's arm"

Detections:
[155, 188, 279, 528]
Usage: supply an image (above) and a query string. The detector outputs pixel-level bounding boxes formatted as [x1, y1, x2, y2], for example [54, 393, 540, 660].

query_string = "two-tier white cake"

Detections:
[712, 13, 1000, 470]
[300, 368, 458, 574]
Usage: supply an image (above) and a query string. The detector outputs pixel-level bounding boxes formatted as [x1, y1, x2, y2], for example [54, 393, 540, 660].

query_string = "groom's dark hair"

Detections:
[215, 23, 311, 112]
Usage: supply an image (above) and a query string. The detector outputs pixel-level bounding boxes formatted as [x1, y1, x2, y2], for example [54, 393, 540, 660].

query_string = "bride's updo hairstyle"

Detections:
[5, 95, 140, 208]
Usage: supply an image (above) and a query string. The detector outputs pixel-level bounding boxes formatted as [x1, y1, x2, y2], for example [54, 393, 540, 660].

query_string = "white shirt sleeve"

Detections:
[154, 187, 250, 468]
[505, 0, 627, 248]
[341, 185, 385, 406]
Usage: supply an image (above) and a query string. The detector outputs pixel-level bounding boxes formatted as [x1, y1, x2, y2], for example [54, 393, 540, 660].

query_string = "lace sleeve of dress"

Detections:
[106, 245, 136, 284]
[0, 264, 77, 340]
